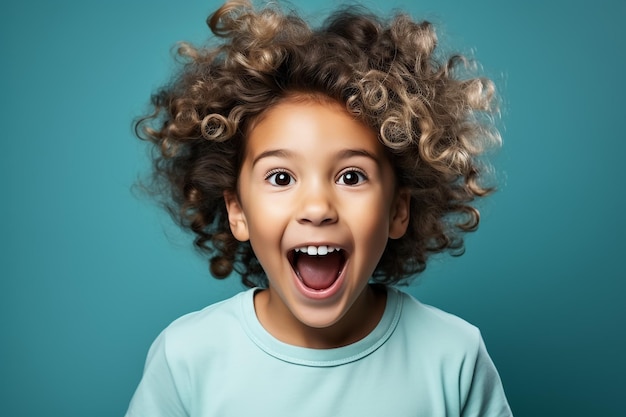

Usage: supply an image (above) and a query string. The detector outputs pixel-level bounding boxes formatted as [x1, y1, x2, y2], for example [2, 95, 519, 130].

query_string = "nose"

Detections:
[296, 182, 338, 226]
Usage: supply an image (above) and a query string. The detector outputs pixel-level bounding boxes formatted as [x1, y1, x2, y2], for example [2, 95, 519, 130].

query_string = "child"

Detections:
[126, 0, 513, 416]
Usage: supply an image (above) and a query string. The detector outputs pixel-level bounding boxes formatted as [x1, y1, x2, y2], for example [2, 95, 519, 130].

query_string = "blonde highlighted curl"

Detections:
[135, 0, 501, 288]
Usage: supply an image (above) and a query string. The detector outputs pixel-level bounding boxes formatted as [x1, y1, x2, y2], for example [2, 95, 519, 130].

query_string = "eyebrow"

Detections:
[251, 147, 381, 166]
[335, 148, 381, 163]
[251, 149, 296, 167]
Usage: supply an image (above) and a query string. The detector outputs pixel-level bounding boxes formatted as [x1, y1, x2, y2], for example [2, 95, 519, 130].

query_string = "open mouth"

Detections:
[287, 246, 347, 291]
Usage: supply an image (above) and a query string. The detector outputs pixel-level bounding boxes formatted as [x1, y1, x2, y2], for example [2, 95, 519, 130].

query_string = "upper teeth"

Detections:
[295, 246, 339, 256]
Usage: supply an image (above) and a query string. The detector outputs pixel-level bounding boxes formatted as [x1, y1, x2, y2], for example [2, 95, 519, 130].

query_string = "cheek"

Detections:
[246, 221, 283, 271]
[351, 202, 392, 249]
[251, 197, 291, 223]
[353, 192, 391, 225]
[244, 200, 289, 246]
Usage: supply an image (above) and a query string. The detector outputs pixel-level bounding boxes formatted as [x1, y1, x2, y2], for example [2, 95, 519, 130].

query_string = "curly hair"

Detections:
[135, 0, 500, 288]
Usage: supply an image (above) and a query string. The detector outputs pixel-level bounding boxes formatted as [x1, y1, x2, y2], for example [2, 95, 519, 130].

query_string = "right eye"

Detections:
[266, 170, 295, 186]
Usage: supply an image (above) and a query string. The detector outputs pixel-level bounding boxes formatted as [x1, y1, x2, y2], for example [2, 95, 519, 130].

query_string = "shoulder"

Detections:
[393, 288, 482, 356]
[155, 289, 253, 359]
[169, 289, 247, 327]
[380, 290, 513, 416]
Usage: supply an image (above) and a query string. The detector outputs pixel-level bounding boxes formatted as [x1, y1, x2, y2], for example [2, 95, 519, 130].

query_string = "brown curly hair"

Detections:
[135, 0, 500, 288]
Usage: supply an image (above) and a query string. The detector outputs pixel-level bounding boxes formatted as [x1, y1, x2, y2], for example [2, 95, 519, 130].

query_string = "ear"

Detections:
[223, 191, 250, 242]
[388, 188, 410, 239]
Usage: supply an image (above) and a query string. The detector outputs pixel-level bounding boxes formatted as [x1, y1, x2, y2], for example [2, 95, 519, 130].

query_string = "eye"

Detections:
[336, 169, 367, 186]
[266, 170, 294, 186]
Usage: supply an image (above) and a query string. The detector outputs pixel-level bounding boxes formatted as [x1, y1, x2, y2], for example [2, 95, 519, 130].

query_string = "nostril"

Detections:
[298, 215, 337, 225]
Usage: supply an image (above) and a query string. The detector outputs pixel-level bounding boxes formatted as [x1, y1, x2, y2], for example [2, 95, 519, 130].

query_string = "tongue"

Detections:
[296, 252, 343, 290]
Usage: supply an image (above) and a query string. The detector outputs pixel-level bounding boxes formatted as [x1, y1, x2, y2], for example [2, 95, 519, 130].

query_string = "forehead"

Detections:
[244, 98, 383, 158]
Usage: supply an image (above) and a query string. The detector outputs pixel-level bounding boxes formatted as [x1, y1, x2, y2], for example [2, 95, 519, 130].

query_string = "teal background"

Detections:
[1, 0, 624, 416]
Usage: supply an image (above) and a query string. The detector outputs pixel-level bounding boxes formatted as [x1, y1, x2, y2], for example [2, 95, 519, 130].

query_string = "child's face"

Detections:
[225, 97, 409, 341]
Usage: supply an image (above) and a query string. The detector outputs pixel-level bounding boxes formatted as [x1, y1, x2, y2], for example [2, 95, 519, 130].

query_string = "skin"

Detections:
[224, 96, 410, 349]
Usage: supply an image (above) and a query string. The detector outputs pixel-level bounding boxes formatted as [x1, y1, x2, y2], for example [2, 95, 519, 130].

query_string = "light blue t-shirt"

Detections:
[126, 287, 512, 416]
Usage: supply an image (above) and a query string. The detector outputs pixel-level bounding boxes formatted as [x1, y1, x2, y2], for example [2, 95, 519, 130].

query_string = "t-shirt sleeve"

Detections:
[125, 331, 189, 417]
[460, 334, 513, 417]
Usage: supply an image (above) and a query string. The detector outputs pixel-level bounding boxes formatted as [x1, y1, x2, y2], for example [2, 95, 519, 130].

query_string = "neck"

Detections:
[254, 284, 387, 349]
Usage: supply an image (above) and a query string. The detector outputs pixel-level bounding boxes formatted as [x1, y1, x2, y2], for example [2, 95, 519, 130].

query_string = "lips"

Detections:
[288, 246, 346, 291]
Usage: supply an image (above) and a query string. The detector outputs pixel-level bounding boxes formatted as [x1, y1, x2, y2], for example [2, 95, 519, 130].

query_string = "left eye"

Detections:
[337, 170, 367, 186]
